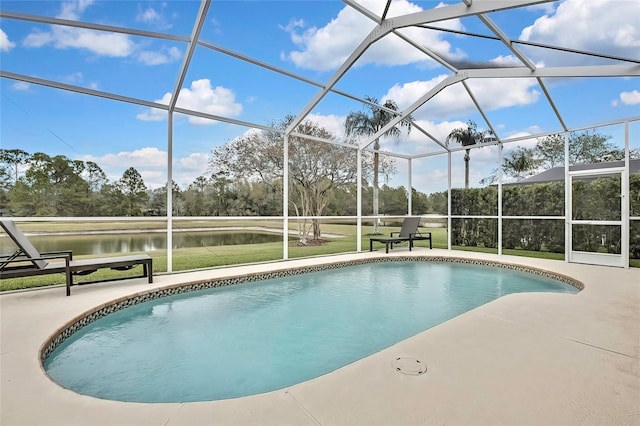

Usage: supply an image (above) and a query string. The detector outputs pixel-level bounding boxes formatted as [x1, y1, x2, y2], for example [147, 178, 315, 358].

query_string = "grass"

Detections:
[1, 222, 637, 292]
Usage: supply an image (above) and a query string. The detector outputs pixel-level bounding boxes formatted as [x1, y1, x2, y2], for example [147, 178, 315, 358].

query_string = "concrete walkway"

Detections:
[1, 250, 639, 425]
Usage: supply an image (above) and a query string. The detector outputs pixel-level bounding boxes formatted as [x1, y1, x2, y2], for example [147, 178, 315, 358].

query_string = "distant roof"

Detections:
[508, 158, 640, 185]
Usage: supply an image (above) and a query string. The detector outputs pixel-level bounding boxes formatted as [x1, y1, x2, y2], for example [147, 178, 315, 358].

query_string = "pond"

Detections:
[0, 231, 286, 257]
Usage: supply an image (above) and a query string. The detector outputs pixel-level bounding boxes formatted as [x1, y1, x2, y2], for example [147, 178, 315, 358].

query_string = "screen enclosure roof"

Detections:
[1, 0, 639, 162]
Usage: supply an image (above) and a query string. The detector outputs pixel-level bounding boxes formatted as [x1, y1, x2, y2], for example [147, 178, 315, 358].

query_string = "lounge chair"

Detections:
[369, 216, 432, 253]
[0, 220, 152, 296]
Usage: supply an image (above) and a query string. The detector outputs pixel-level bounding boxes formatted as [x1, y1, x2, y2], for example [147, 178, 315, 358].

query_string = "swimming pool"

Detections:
[43, 259, 580, 403]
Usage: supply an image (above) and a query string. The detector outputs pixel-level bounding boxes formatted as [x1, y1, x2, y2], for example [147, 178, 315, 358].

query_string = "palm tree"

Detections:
[446, 120, 492, 188]
[345, 96, 412, 234]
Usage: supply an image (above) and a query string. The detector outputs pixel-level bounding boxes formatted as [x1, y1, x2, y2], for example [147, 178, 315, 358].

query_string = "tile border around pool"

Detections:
[40, 256, 584, 362]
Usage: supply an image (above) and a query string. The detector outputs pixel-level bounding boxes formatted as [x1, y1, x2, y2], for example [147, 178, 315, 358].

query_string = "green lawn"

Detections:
[1, 222, 636, 292]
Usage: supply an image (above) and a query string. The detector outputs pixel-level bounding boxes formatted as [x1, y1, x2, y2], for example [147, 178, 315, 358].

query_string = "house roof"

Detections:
[509, 158, 640, 185]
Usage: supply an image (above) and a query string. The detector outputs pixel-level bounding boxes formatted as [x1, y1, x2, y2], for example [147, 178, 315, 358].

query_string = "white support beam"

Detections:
[198, 39, 413, 124]
[359, 72, 468, 149]
[391, 30, 458, 72]
[0, 71, 165, 109]
[408, 159, 413, 215]
[289, 132, 355, 149]
[283, 134, 290, 259]
[168, 0, 210, 112]
[466, 64, 640, 79]
[623, 121, 630, 268]
[462, 80, 498, 139]
[564, 132, 570, 263]
[477, 13, 536, 71]
[165, 0, 209, 273]
[537, 77, 568, 131]
[497, 142, 503, 256]
[0, 10, 190, 42]
[390, 1, 553, 30]
[410, 121, 449, 150]
[285, 14, 395, 134]
[343, 0, 381, 23]
[447, 151, 452, 251]
[166, 114, 174, 273]
[356, 148, 363, 252]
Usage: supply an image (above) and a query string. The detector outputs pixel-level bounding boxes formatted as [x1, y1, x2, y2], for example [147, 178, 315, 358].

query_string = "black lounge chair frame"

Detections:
[0, 220, 153, 296]
[369, 216, 432, 253]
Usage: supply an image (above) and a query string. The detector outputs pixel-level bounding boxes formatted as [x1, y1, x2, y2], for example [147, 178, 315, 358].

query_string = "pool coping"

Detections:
[2, 249, 639, 425]
[40, 255, 585, 362]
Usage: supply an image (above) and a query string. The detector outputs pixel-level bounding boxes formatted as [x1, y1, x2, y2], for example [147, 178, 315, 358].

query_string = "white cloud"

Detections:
[382, 75, 540, 122]
[79, 147, 167, 187]
[12, 81, 30, 91]
[501, 133, 539, 151]
[520, 0, 640, 65]
[281, 0, 464, 71]
[136, 4, 173, 30]
[80, 148, 211, 189]
[279, 18, 305, 33]
[22, 0, 179, 64]
[136, 107, 167, 122]
[619, 90, 640, 105]
[489, 55, 523, 67]
[175, 152, 210, 186]
[61, 72, 84, 84]
[23, 22, 136, 57]
[306, 113, 345, 139]
[137, 7, 162, 24]
[137, 79, 242, 125]
[421, 120, 468, 143]
[58, 0, 94, 20]
[0, 29, 16, 52]
[137, 46, 182, 65]
[525, 2, 557, 15]
[83, 147, 167, 169]
[178, 152, 209, 171]
[52, 72, 99, 89]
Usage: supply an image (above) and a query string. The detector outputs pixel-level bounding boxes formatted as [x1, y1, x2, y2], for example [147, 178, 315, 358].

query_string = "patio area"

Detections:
[1, 249, 638, 426]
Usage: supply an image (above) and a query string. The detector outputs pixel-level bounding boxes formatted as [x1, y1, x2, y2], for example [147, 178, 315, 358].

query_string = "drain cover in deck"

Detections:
[392, 357, 427, 375]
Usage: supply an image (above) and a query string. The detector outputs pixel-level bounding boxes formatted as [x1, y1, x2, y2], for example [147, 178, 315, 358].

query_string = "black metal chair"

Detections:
[0, 220, 153, 296]
[369, 217, 432, 253]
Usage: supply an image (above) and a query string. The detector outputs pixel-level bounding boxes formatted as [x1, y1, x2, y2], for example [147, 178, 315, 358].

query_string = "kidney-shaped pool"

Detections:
[43, 259, 580, 402]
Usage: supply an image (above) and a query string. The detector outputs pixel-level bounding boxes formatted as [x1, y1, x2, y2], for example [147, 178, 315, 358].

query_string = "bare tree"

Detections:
[210, 116, 358, 243]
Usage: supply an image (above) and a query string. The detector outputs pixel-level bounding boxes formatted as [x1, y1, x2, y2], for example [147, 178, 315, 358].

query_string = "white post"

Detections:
[497, 143, 503, 256]
[357, 148, 362, 252]
[564, 132, 570, 263]
[283, 133, 289, 260]
[407, 158, 412, 215]
[447, 151, 452, 251]
[622, 121, 630, 268]
[166, 113, 173, 272]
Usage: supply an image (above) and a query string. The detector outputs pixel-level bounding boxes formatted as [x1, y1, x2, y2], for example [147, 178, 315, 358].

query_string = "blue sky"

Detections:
[1, 0, 639, 194]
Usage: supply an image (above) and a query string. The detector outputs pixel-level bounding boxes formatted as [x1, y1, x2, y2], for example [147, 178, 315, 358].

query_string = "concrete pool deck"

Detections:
[1, 249, 639, 425]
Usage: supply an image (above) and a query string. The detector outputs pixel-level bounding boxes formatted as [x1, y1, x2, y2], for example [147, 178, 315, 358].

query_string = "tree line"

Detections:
[0, 147, 433, 220]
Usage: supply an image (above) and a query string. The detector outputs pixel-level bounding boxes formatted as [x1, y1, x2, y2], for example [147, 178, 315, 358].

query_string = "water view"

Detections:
[0, 231, 286, 257]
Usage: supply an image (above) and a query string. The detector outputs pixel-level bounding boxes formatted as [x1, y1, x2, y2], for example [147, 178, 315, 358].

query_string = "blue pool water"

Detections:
[44, 261, 578, 403]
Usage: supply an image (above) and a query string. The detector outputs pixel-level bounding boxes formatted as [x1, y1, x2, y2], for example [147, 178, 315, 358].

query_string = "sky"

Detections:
[1, 0, 639, 194]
